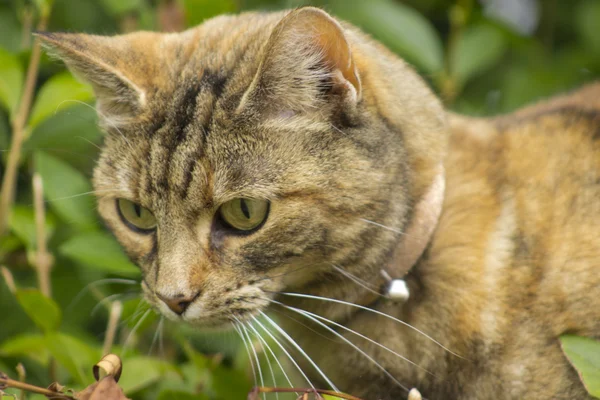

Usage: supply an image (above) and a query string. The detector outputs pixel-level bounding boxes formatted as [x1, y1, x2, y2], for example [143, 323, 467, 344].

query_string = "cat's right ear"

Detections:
[36, 32, 147, 127]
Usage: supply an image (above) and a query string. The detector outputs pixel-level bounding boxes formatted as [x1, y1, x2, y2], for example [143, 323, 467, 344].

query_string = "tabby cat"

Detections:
[39, 7, 600, 400]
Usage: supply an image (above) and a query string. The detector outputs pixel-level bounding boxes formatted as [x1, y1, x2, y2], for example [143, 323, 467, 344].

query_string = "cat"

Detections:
[38, 7, 600, 400]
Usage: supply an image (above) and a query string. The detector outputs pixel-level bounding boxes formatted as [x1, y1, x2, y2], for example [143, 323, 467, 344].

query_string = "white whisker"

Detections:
[67, 278, 138, 312]
[248, 319, 293, 399]
[148, 317, 164, 356]
[121, 308, 151, 357]
[260, 311, 339, 392]
[274, 301, 411, 394]
[91, 291, 139, 316]
[271, 299, 435, 377]
[329, 264, 386, 298]
[359, 218, 408, 236]
[232, 318, 258, 390]
[278, 292, 465, 359]
[252, 315, 316, 392]
[241, 323, 266, 400]
[54, 99, 135, 152]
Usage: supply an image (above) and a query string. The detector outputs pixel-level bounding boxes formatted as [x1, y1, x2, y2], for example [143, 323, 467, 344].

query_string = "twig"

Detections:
[0, 3, 51, 235]
[0, 374, 75, 400]
[252, 386, 364, 400]
[32, 174, 53, 298]
[1, 266, 17, 293]
[103, 301, 123, 356]
[16, 364, 26, 400]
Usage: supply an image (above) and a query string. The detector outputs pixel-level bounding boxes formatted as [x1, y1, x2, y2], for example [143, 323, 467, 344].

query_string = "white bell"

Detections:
[387, 279, 410, 301]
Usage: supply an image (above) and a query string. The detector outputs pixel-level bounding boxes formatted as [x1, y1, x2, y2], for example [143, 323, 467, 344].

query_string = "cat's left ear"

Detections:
[240, 7, 361, 114]
[35, 32, 150, 127]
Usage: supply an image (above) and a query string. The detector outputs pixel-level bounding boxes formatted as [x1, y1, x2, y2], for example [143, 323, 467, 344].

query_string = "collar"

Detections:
[383, 164, 445, 300]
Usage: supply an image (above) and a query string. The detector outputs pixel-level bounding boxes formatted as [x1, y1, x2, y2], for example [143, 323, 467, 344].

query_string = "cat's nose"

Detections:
[156, 292, 199, 315]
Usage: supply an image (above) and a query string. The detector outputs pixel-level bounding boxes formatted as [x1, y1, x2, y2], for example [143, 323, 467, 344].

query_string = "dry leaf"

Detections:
[75, 376, 130, 400]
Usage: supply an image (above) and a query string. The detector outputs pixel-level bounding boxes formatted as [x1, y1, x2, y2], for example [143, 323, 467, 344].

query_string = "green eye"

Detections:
[219, 198, 269, 232]
[117, 199, 157, 232]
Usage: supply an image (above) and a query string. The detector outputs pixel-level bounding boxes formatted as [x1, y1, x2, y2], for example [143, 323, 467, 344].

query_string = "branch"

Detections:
[32, 174, 54, 298]
[0, 373, 75, 400]
[0, 4, 51, 235]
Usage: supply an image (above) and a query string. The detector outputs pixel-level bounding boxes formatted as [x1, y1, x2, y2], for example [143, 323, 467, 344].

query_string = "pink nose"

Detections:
[156, 292, 199, 315]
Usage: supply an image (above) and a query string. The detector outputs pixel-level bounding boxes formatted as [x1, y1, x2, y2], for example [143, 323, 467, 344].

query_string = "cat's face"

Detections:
[40, 8, 446, 328]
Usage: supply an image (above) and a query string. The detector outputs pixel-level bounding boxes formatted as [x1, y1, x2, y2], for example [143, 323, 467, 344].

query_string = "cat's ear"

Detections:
[241, 7, 361, 114]
[36, 32, 147, 126]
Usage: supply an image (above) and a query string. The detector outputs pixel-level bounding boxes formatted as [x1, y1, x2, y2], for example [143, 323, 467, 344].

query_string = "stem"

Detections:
[0, 5, 51, 235]
[0, 375, 75, 400]
[16, 363, 26, 400]
[103, 301, 123, 356]
[440, 0, 473, 104]
[33, 174, 53, 298]
[0, 266, 17, 293]
[254, 387, 364, 400]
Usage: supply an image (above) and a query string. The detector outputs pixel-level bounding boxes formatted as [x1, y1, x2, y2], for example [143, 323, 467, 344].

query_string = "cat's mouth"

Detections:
[141, 279, 272, 330]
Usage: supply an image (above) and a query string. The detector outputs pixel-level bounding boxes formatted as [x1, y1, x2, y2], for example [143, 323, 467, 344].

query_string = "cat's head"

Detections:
[40, 8, 447, 327]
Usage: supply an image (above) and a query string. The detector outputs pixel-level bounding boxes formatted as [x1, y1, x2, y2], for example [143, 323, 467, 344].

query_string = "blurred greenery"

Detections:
[0, 0, 598, 399]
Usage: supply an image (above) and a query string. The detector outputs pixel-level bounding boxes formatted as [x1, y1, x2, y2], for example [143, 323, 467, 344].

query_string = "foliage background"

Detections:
[0, 0, 599, 399]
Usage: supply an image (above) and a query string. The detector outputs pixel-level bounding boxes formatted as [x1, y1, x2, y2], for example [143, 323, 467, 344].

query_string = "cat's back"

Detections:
[427, 83, 600, 398]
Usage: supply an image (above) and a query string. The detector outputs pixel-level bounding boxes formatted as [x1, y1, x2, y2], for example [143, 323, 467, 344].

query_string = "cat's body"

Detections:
[39, 8, 600, 400]
[288, 86, 600, 400]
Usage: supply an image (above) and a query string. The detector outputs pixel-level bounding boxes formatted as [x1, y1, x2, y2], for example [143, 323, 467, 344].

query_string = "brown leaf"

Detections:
[93, 354, 122, 383]
[75, 376, 130, 400]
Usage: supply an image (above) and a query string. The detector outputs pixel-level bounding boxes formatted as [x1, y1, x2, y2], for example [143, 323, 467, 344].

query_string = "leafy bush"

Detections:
[1, 0, 599, 399]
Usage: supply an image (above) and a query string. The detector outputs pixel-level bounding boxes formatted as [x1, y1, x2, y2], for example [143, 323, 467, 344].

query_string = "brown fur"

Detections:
[40, 8, 600, 400]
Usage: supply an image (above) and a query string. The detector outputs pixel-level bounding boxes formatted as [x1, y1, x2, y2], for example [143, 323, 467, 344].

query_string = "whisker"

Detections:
[241, 322, 266, 400]
[121, 308, 151, 357]
[252, 315, 316, 392]
[359, 218, 409, 236]
[158, 316, 165, 358]
[329, 264, 386, 298]
[259, 311, 339, 392]
[54, 99, 135, 152]
[67, 278, 138, 312]
[277, 292, 465, 359]
[232, 318, 258, 390]
[75, 135, 102, 151]
[247, 319, 295, 398]
[270, 299, 436, 377]
[41, 189, 115, 204]
[91, 291, 140, 316]
[148, 317, 164, 356]
[273, 301, 412, 395]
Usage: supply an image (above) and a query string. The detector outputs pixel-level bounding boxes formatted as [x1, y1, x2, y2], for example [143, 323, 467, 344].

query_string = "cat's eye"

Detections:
[116, 199, 157, 233]
[218, 198, 269, 232]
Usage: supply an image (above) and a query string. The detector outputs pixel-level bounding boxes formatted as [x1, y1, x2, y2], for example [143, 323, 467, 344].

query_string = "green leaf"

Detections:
[576, 0, 600, 55]
[34, 151, 98, 230]
[451, 23, 508, 87]
[328, 0, 443, 73]
[28, 72, 94, 131]
[0, 9, 22, 53]
[24, 104, 102, 172]
[9, 205, 56, 249]
[100, 0, 144, 16]
[560, 335, 600, 398]
[0, 333, 50, 365]
[156, 390, 207, 400]
[45, 332, 100, 385]
[60, 231, 140, 277]
[118, 357, 176, 394]
[15, 289, 61, 333]
[182, 0, 236, 26]
[0, 47, 23, 118]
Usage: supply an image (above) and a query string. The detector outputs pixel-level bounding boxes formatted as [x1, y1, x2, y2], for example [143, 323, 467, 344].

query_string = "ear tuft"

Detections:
[242, 7, 361, 114]
[37, 32, 146, 127]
